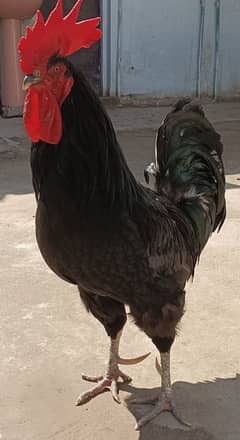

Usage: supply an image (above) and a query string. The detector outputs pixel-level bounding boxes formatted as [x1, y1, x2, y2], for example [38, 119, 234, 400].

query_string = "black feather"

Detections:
[153, 100, 226, 250]
[30, 63, 225, 347]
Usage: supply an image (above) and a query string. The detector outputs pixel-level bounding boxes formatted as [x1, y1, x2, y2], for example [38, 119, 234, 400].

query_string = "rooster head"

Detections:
[18, 0, 102, 144]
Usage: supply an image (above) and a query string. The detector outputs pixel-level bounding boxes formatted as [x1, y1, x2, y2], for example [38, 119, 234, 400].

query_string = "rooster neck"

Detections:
[30, 70, 143, 214]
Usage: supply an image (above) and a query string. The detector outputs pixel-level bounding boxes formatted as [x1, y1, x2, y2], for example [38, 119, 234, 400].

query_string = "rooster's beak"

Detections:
[22, 74, 41, 91]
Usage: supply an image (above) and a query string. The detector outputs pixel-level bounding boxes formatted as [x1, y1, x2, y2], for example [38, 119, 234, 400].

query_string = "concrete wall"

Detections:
[119, 0, 199, 97]
[217, 0, 240, 97]
[102, 0, 240, 99]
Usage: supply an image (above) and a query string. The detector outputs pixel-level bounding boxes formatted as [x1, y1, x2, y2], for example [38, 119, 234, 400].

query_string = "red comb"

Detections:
[18, 0, 102, 74]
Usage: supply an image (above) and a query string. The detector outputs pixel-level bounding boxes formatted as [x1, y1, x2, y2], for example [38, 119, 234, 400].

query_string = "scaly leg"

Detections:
[76, 330, 150, 406]
[131, 351, 190, 430]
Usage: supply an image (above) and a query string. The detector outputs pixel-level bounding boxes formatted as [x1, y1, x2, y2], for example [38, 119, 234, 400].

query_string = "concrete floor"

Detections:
[0, 103, 239, 440]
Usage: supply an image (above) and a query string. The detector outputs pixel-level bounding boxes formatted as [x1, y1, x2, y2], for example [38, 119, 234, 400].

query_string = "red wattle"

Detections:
[23, 86, 62, 144]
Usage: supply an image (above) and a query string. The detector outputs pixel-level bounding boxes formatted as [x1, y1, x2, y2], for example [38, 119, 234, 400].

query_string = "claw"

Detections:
[118, 352, 151, 365]
[110, 380, 121, 404]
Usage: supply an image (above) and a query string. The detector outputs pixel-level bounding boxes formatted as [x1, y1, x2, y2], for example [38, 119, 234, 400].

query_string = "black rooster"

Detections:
[18, 1, 226, 430]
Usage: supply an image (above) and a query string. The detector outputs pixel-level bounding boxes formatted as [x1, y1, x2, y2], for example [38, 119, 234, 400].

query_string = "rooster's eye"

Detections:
[55, 65, 60, 72]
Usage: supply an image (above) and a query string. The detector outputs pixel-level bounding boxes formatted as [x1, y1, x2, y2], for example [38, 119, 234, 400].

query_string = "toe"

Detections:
[130, 396, 158, 405]
[81, 374, 104, 383]
[109, 380, 121, 404]
[171, 403, 191, 427]
[118, 370, 132, 383]
[135, 405, 162, 430]
[76, 379, 112, 406]
[76, 391, 92, 406]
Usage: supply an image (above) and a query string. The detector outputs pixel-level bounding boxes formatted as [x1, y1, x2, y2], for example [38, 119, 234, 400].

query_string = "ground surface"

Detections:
[0, 102, 239, 440]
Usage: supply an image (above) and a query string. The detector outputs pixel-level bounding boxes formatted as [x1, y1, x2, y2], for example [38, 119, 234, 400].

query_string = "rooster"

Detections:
[18, 0, 226, 430]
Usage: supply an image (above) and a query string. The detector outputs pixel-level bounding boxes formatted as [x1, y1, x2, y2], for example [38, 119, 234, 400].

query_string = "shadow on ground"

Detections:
[0, 156, 33, 200]
[121, 375, 240, 440]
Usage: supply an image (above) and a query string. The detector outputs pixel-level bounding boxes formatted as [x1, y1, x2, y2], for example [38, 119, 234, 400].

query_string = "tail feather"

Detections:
[147, 100, 226, 250]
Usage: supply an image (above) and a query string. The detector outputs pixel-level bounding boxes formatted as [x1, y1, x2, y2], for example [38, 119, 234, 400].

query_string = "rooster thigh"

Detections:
[130, 286, 185, 351]
[79, 289, 127, 338]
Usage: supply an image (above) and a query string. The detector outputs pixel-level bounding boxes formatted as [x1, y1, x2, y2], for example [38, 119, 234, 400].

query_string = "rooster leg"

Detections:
[76, 331, 150, 406]
[133, 351, 190, 430]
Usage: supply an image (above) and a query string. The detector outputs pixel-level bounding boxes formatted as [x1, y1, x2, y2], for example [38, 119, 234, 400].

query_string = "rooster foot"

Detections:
[131, 391, 191, 430]
[76, 332, 150, 407]
[76, 369, 132, 406]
